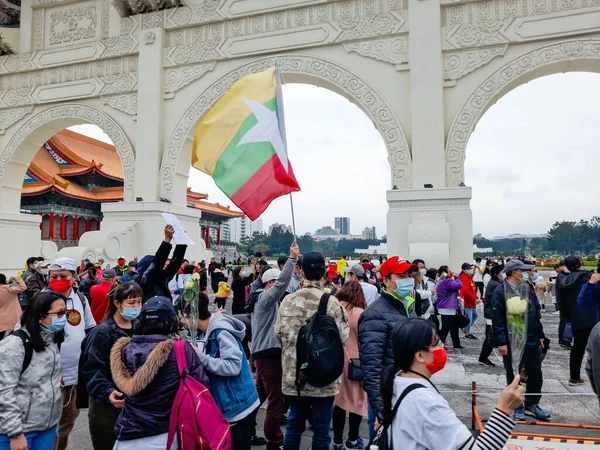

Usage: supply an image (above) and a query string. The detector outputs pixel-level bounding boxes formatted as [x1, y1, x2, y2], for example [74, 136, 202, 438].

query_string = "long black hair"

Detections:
[380, 318, 438, 415]
[21, 291, 66, 351]
[490, 264, 503, 282]
[104, 281, 144, 321]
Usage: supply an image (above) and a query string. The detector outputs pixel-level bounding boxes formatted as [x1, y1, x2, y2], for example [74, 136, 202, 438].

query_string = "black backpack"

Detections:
[12, 329, 33, 375]
[295, 293, 344, 395]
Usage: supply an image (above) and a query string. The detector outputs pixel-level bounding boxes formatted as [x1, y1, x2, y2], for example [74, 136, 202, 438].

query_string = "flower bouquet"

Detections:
[182, 272, 201, 347]
[505, 282, 530, 375]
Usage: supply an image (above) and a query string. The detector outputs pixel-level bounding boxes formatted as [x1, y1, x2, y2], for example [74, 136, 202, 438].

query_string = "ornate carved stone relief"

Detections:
[144, 31, 156, 45]
[0, 104, 135, 201]
[446, 39, 600, 186]
[0, 106, 34, 134]
[163, 0, 405, 66]
[443, 45, 507, 86]
[160, 55, 411, 201]
[101, 93, 138, 117]
[48, 5, 97, 46]
[164, 62, 216, 97]
[343, 36, 408, 70]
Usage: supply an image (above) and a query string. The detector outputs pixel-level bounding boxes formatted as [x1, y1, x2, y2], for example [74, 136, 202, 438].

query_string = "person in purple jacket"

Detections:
[435, 265, 464, 349]
[110, 296, 209, 450]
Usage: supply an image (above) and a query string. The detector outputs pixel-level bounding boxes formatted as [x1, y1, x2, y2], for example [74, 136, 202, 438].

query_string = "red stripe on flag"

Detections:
[230, 154, 300, 221]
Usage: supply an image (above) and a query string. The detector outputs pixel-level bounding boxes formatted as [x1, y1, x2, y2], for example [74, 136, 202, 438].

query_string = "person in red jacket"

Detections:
[459, 262, 479, 339]
[90, 268, 117, 323]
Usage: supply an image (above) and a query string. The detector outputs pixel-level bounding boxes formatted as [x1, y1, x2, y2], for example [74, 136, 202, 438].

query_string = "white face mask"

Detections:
[40, 268, 49, 276]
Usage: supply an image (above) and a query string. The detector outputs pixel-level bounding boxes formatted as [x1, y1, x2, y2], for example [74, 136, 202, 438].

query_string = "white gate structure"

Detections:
[0, 0, 599, 271]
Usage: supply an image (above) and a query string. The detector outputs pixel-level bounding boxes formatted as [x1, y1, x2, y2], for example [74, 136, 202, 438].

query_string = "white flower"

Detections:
[184, 281, 194, 290]
[506, 296, 527, 315]
[191, 272, 200, 281]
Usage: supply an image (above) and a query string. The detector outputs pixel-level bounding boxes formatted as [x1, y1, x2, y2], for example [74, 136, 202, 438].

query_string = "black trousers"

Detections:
[478, 324, 494, 362]
[231, 407, 259, 450]
[475, 282, 485, 298]
[503, 346, 543, 407]
[88, 399, 121, 450]
[558, 317, 567, 343]
[571, 327, 593, 380]
[332, 406, 362, 444]
[439, 314, 461, 347]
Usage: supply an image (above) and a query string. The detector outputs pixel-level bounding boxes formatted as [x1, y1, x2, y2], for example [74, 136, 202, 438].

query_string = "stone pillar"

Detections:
[387, 188, 473, 271]
[0, 212, 42, 273]
[408, 0, 445, 189]
[217, 227, 221, 245]
[60, 214, 65, 240]
[49, 212, 55, 240]
[73, 216, 79, 241]
[86, 217, 91, 232]
[134, 29, 165, 201]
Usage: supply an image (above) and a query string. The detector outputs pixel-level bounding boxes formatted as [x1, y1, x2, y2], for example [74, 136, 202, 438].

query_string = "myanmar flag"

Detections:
[191, 66, 300, 221]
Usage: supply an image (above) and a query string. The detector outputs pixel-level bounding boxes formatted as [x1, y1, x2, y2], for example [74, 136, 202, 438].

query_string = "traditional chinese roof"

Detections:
[22, 129, 244, 218]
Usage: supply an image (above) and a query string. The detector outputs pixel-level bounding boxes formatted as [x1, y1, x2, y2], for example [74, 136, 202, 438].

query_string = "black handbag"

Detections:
[455, 309, 471, 329]
[348, 358, 363, 381]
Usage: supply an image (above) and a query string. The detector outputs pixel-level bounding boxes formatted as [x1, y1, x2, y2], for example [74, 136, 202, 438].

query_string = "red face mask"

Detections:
[425, 347, 448, 375]
[49, 279, 72, 293]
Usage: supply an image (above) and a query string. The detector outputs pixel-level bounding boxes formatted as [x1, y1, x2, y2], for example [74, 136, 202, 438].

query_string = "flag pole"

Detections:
[275, 58, 297, 241]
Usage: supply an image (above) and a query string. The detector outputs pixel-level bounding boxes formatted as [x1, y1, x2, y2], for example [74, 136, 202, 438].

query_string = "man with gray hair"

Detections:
[48, 257, 96, 450]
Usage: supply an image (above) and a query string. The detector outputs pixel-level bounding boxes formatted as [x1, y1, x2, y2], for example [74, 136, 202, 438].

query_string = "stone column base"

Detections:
[0, 212, 43, 274]
[386, 187, 473, 270]
[57, 202, 210, 266]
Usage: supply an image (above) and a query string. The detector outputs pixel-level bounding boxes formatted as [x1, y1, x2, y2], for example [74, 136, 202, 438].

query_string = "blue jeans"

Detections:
[0, 426, 56, 450]
[464, 307, 478, 333]
[283, 396, 334, 450]
[367, 402, 376, 443]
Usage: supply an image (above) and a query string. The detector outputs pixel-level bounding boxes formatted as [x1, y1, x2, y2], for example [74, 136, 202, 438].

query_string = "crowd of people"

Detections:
[1, 225, 600, 450]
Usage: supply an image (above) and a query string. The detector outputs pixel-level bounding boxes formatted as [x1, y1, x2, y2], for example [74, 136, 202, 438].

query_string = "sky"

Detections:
[71, 72, 600, 239]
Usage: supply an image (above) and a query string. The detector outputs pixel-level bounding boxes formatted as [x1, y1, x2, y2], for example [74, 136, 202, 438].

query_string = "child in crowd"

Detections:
[215, 280, 231, 309]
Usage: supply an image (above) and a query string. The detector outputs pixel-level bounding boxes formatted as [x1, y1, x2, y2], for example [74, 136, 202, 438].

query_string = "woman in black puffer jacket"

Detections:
[478, 264, 504, 365]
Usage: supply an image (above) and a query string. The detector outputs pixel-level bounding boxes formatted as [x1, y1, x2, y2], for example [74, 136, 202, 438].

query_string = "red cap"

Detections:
[379, 256, 418, 278]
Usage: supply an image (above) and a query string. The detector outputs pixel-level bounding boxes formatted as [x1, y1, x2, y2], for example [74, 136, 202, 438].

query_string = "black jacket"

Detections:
[358, 290, 415, 419]
[79, 317, 133, 404]
[557, 270, 595, 331]
[231, 275, 253, 315]
[483, 278, 501, 320]
[491, 280, 544, 349]
[140, 241, 187, 301]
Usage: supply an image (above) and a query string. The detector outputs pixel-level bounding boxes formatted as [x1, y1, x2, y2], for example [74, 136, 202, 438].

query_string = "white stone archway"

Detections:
[159, 54, 411, 205]
[446, 39, 600, 186]
[0, 103, 136, 212]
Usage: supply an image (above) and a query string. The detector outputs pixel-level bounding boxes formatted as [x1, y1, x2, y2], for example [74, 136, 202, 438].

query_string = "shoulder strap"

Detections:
[77, 291, 88, 313]
[317, 292, 331, 315]
[387, 384, 426, 425]
[173, 340, 188, 376]
[12, 329, 33, 375]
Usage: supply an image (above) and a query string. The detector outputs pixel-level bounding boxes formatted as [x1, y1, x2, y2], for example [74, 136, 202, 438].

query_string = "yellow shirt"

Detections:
[216, 282, 231, 298]
[337, 258, 348, 277]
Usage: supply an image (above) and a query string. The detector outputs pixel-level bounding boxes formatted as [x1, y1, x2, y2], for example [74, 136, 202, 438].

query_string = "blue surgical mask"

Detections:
[531, 274, 539, 282]
[502, 273, 507, 280]
[121, 307, 141, 321]
[395, 278, 414, 298]
[522, 273, 529, 282]
[466, 270, 473, 276]
[419, 268, 427, 277]
[46, 316, 67, 333]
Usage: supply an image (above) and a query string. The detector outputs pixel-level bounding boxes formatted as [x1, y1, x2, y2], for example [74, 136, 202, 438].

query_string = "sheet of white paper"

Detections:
[161, 213, 196, 246]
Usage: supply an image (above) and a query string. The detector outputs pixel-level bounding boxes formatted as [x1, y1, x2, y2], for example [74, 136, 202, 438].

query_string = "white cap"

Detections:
[50, 257, 77, 273]
[118, 255, 126, 260]
[535, 276, 545, 286]
[262, 268, 281, 283]
[35, 261, 50, 269]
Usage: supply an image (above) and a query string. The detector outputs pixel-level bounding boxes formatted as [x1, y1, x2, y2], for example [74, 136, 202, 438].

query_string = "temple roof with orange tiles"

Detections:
[23, 129, 244, 219]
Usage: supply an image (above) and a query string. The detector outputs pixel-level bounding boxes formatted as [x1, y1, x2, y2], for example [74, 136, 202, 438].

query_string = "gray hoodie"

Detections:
[197, 313, 246, 376]
[250, 257, 296, 359]
[585, 322, 600, 407]
[0, 329, 62, 436]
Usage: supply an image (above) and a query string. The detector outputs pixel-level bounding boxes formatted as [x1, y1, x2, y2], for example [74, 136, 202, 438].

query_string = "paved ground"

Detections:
[67, 286, 600, 449]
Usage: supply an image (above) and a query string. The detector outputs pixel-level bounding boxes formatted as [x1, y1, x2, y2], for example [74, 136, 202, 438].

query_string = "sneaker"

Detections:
[560, 342, 573, 350]
[250, 436, 267, 446]
[333, 444, 344, 450]
[345, 437, 366, 449]
[569, 378, 585, 386]
[465, 334, 478, 340]
[478, 358, 496, 367]
[525, 404, 551, 420]
[514, 406, 526, 421]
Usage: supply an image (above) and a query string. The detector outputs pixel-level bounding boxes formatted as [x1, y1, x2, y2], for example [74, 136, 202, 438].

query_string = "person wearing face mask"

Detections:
[79, 282, 143, 450]
[491, 259, 550, 420]
[47, 257, 96, 450]
[231, 266, 254, 315]
[378, 318, 523, 450]
[436, 266, 464, 349]
[0, 291, 66, 450]
[357, 256, 419, 443]
[0, 274, 26, 341]
[459, 263, 479, 340]
[25, 261, 50, 305]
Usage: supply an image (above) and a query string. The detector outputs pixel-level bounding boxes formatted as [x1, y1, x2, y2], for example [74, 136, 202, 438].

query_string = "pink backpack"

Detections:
[166, 341, 232, 450]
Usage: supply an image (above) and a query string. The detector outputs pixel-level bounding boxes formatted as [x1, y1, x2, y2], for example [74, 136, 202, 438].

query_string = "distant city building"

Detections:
[226, 217, 263, 243]
[315, 226, 339, 236]
[335, 217, 350, 236]
[355, 243, 387, 255]
[491, 233, 547, 241]
[268, 222, 292, 235]
[362, 226, 377, 240]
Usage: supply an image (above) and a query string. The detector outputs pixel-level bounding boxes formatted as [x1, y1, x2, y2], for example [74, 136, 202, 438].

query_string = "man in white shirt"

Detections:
[346, 264, 379, 307]
[473, 257, 486, 298]
[48, 257, 96, 450]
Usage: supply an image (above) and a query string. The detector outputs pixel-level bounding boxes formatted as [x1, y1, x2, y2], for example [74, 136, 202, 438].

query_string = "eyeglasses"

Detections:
[46, 310, 67, 318]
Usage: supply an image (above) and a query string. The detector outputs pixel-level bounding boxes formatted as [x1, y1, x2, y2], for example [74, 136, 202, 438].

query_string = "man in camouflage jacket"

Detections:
[275, 252, 349, 450]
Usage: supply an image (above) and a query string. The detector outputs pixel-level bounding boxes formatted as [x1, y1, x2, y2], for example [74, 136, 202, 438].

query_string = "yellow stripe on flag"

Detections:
[192, 67, 277, 176]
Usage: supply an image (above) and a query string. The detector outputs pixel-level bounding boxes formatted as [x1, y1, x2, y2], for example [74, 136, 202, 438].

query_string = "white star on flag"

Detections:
[236, 98, 289, 173]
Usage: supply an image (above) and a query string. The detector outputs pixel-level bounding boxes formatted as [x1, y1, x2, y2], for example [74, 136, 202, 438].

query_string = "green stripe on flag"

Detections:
[213, 98, 277, 196]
